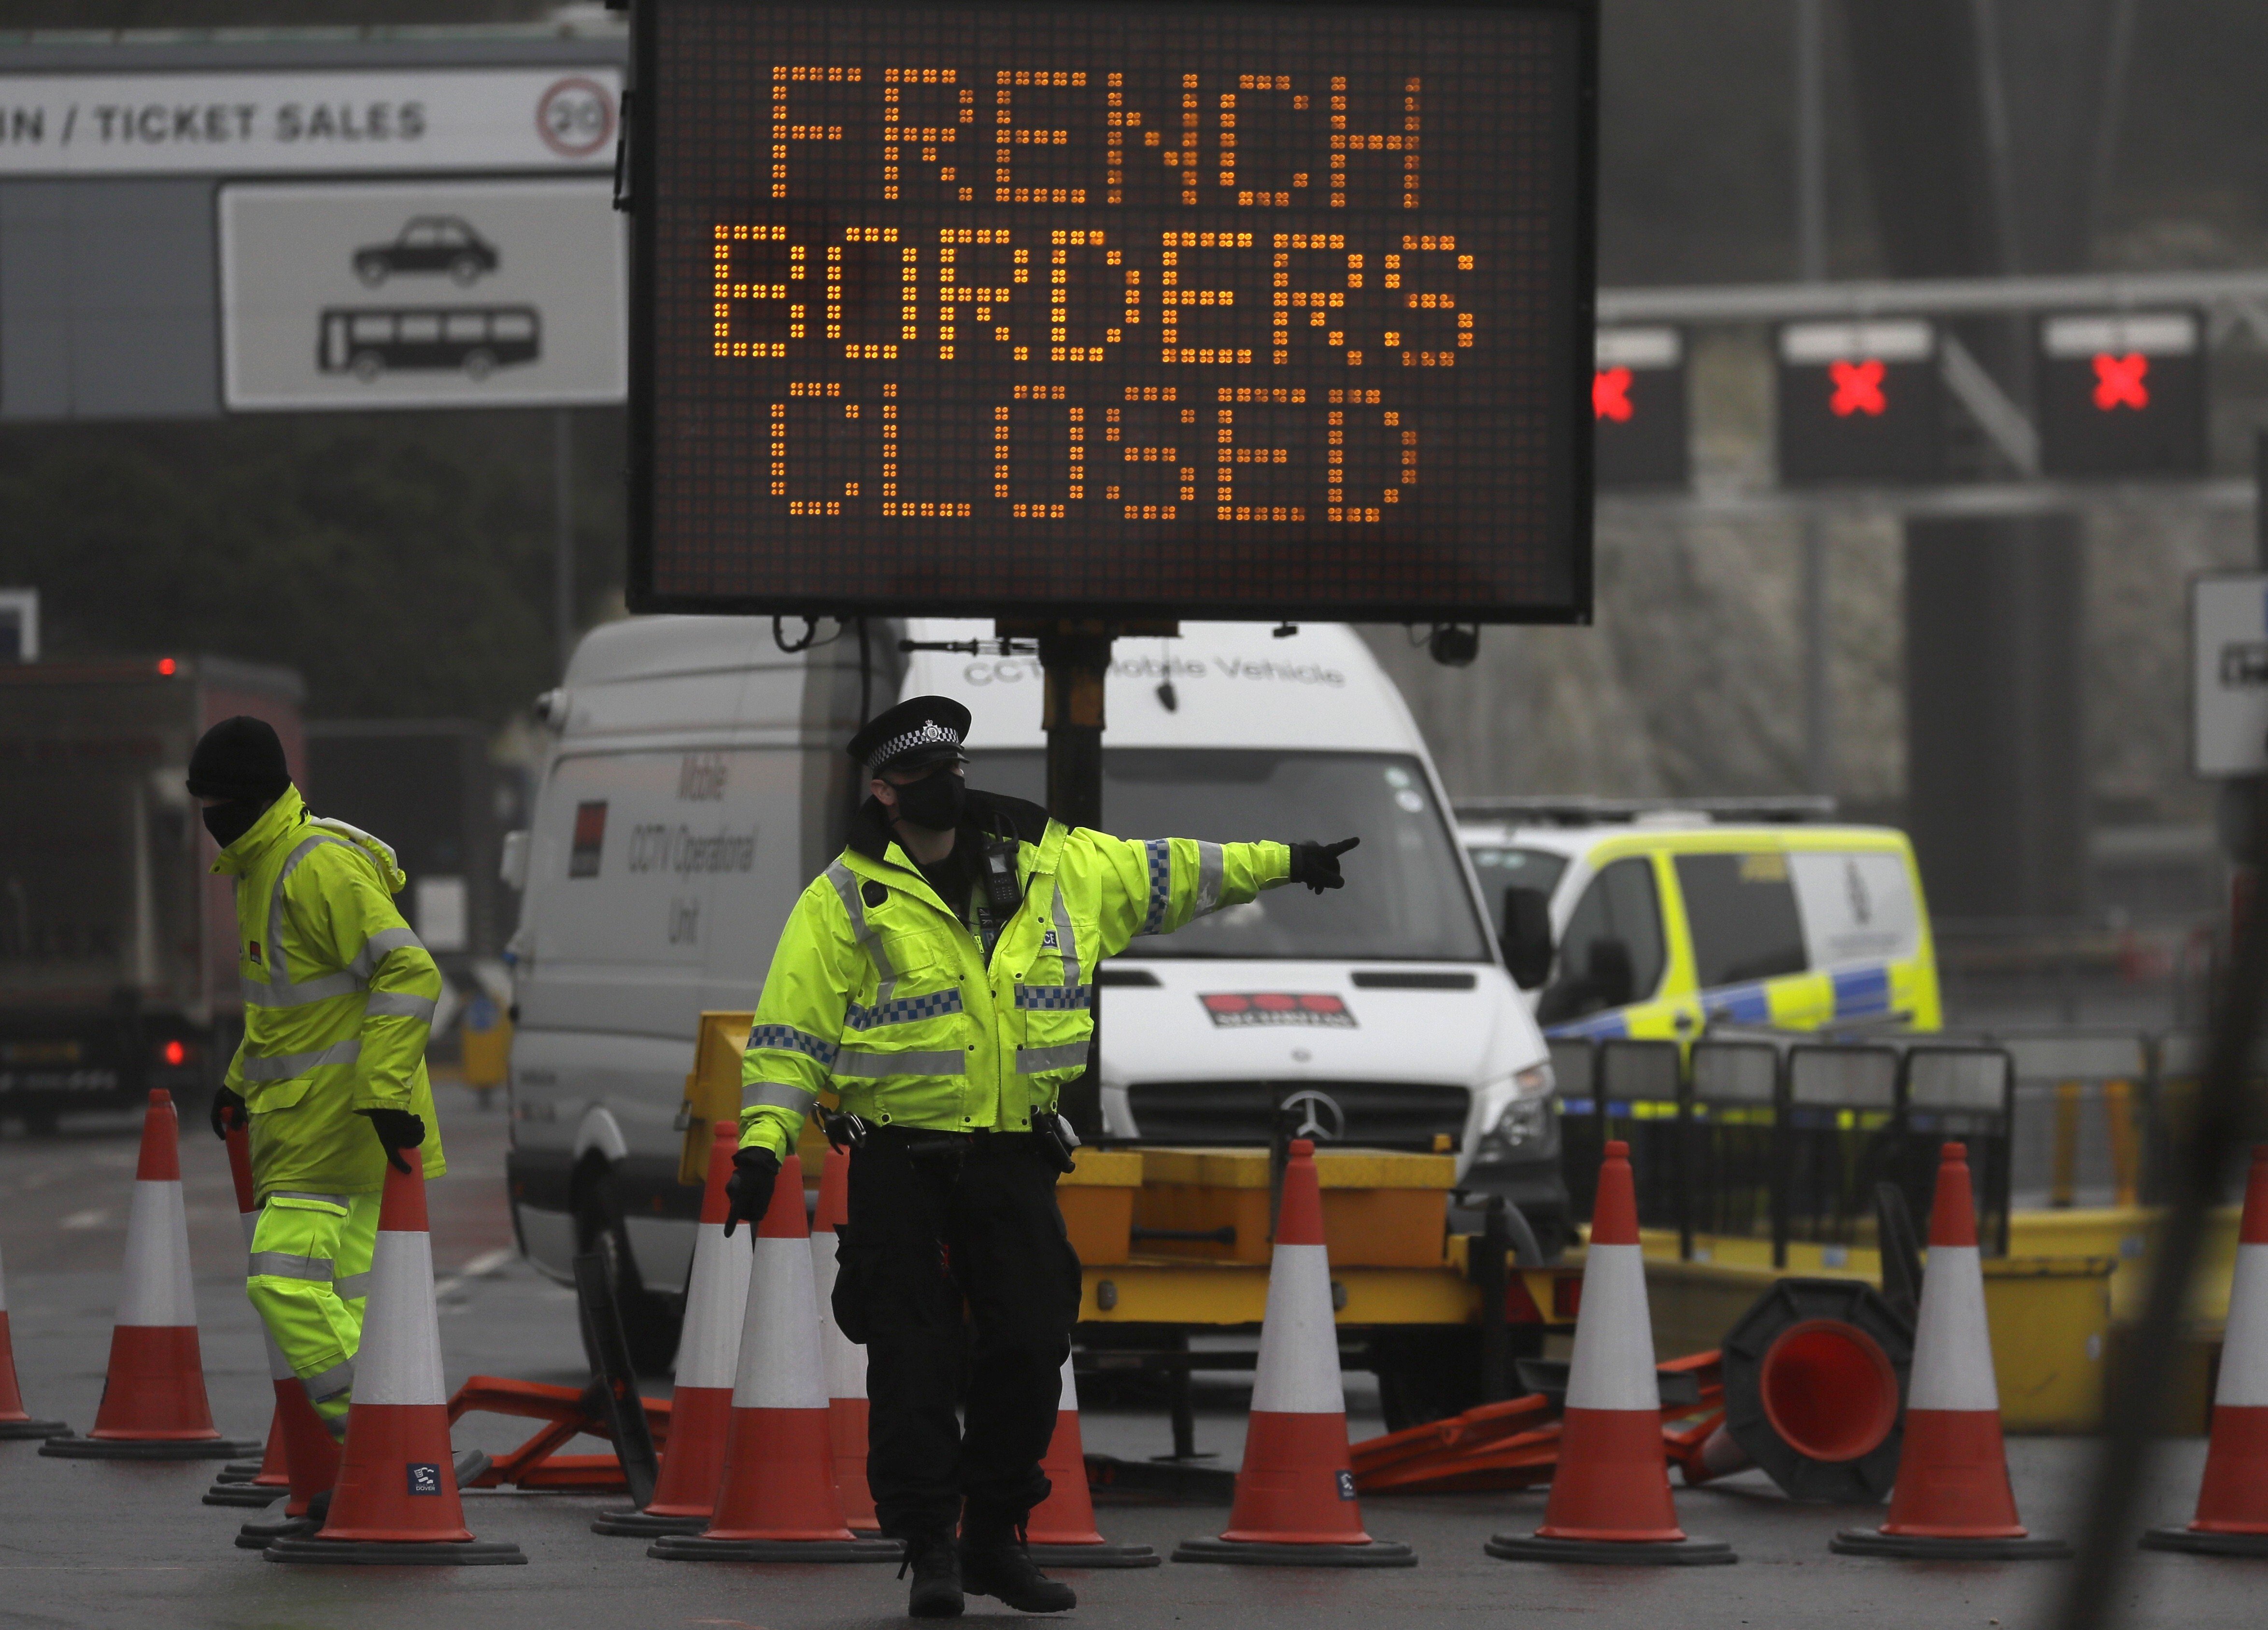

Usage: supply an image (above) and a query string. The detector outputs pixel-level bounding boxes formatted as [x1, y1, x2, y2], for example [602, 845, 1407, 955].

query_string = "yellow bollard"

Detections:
[2050, 1079, 2082, 1209]
[2103, 1078, 2139, 1208]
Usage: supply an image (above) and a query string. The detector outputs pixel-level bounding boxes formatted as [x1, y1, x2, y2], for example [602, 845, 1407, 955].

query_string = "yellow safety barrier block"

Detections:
[1133, 1146, 1454, 1268]
[1059, 1148, 1144, 1265]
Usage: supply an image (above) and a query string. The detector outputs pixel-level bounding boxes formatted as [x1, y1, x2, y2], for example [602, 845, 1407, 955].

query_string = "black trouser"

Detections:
[832, 1128, 1084, 1544]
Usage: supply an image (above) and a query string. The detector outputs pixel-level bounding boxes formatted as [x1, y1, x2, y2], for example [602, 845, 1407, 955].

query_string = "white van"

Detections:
[501, 616, 885, 1367]
[505, 616, 1567, 1366]
[903, 619, 1567, 1243]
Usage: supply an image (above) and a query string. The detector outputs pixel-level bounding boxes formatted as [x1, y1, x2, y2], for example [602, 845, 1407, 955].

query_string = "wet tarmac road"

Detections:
[0, 1088, 2258, 1629]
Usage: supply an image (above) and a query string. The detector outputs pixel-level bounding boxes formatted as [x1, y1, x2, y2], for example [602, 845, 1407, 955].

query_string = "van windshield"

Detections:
[964, 749, 1493, 962]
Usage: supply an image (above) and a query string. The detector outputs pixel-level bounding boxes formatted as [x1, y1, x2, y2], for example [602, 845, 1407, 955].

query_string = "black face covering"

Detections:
[201, 797, 268, 850]
[890, 766, 967, 832]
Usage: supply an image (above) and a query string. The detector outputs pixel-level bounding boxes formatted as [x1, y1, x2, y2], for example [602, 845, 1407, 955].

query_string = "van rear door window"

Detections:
[1675, 852, 1807, 987]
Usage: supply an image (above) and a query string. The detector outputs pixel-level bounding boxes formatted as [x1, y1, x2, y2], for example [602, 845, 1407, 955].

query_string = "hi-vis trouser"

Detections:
[245, 1190, 381, 1436]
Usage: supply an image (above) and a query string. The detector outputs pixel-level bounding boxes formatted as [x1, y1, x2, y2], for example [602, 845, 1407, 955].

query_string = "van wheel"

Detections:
[572, 1165, 682, 1376]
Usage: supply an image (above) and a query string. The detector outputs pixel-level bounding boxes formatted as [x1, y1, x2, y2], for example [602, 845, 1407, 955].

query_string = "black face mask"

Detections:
[890, 766, 967, 832]
[201, 797, 268, 850]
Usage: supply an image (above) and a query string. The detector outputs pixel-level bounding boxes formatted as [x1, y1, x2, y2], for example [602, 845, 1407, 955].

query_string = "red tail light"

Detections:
[158, 1038, 190, 1067]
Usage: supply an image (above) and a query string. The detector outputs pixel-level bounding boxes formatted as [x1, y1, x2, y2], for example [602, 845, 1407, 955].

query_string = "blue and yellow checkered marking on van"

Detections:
[1830, 964, 1892, 1019]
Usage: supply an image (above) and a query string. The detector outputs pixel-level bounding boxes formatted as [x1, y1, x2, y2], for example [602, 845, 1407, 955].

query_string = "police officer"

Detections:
[726, 696, 1357, 1618]
[191, 716, 445, 1487]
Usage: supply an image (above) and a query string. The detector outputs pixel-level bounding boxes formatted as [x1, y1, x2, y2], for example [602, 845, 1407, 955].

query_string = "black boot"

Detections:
[959, 1520, 1077, 1615]
[902, 1534, 964, 1619]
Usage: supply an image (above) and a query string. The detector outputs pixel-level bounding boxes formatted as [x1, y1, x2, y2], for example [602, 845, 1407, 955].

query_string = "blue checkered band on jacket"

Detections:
[1014, 984, 1094, 1011]
[1140, 839, 1172, 935]
[866, 718, 963, 772]
[747, 1023, 839, 1064]
[844, 988, 966, 1031]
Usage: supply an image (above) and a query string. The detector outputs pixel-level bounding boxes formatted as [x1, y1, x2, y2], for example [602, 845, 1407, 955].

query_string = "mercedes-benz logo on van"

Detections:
[1278, 1089, 1346, 1143]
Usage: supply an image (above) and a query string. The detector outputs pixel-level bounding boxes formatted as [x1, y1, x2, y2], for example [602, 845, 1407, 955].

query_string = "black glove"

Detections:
[1289, 836, 1360, 894]
[723, 1146, 783, 1237]
[357, 1107, 427, 1175]
[209, 1085, 247, 1140]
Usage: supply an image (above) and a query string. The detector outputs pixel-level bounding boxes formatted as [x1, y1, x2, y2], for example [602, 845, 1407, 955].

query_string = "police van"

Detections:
[503, 617, 1568, 1365]
[1455, 800, 1943, 1042]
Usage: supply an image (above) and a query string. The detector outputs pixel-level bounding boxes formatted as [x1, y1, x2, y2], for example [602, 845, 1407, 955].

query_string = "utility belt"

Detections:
[826, 1107, 1079, 1174]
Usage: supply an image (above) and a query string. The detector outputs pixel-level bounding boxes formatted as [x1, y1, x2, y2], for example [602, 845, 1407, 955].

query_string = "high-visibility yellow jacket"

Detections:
[738, 791, 1291, 1159]
[215, 786, 447, 1198]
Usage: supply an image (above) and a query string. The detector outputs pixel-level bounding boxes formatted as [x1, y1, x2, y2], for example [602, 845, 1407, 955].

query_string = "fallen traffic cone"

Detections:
[1833, 1142, 2068, 1559]
[0, 1243, 68, 1440]
[1488, 1140, 1733, 1565]
[810, 1141, 880, 1533]
[1173, 1138, 1414, 1567]
[647, 1148, 899, 1562]
[1025, 1352, 1160, 1567]
[43, 1091, 259, 1461]
[2143, 1144, 2268, 1557]
[594, 1120, 750, 1537]
[213, 1119, 344, 1546]
[266, 1150, 525, 1565]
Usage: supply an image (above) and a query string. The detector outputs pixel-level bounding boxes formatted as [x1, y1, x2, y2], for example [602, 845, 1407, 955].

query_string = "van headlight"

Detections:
[1479, 1063, 1559, 1159]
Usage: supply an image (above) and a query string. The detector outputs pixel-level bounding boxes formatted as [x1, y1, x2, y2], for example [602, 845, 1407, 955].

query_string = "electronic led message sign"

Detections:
[628, 1, 1596, 623]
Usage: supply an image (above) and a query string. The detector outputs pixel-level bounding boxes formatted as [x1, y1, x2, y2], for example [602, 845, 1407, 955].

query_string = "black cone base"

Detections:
[203, 1480, 287, 1507]
[1831, 1527, 2070, 1560]
[1172, 1536, 1417, 1568]
[236, 1512, 321, 1551]
[2140, 1525, 2268, 1558]
[590, 1506, 709, 1537]
[1027, 1540, 1162, 1568]
[265, 1536, 527, 1566]
[40, 1434, 263, 1460]
[0, 1417, 70, 1440]
[648, 1534, 905, 1563]
[1486, 1531, 1736, 1566]
[214, 1459, 265, 1481]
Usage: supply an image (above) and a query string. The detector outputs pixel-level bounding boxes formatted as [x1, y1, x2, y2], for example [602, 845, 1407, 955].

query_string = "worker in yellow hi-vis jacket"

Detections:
[727, 695, 1357, 1619]
[191, 716, 446, 1450]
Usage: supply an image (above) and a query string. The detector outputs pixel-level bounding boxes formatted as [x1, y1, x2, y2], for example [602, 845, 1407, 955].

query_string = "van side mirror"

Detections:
[1586, 937, 1637, 1010]
[1501, 886, 1554, 990]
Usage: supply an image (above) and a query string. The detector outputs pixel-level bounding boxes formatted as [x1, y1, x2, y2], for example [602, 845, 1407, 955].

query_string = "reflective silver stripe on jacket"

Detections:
[1050, 885, 1081, 988]
[363, 991, 438, 1023]
[333, 1272, 372, 1301]
[1140, 840, 1172, 935]
[303, 1357, 356, 1402]
[239, 1037, 363, 1082]
[743, 1079, 818, 1112]
[832, 1047, 967, 1079]
[829, 862, 899, 1004]
[1016, 1041, 1092, 1075]
[1193, 841, 1226, 916]
[241, 834, 426, 1010]
[247, 1251, 333, 1282]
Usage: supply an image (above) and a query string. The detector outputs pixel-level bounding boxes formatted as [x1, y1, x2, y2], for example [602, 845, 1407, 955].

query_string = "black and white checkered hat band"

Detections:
[866, 718, 964, 772]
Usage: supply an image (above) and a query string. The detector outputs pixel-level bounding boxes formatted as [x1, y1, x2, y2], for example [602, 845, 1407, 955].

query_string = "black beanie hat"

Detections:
[186, 716, 291, 803]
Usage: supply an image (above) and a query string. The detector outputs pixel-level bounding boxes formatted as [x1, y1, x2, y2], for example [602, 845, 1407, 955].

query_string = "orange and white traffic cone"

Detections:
[2143, 1144, 2268, 1557]
[1488, 1139, 1733, 1564]
[266, 1150, 524, 1565]
[207, 1119, 286, 1507]
[212, 1119, 344, 1546]
[1025, 1352, 1159, 1568]
[810, 1141, 880, 1533]
[0, 1244, 68, 1440]
[42, 1091, 259, 1461]
[1173, 1138, 1413, 1566]
[647, 1149, 898, 1563]
[1833, 1142, 2068, 1559]
[594, 1120, 750, 1538]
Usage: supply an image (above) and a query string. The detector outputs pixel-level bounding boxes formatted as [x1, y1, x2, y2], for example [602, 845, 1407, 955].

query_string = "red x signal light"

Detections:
[1828, 358, 1887, 418]
[1592, 366, 1634, 422]
[2091, 352, 2149, 411]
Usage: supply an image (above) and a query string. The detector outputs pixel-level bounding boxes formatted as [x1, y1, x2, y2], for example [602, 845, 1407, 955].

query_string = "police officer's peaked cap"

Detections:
[186, 715, 292, 802]
[848, 696, 973, 777]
